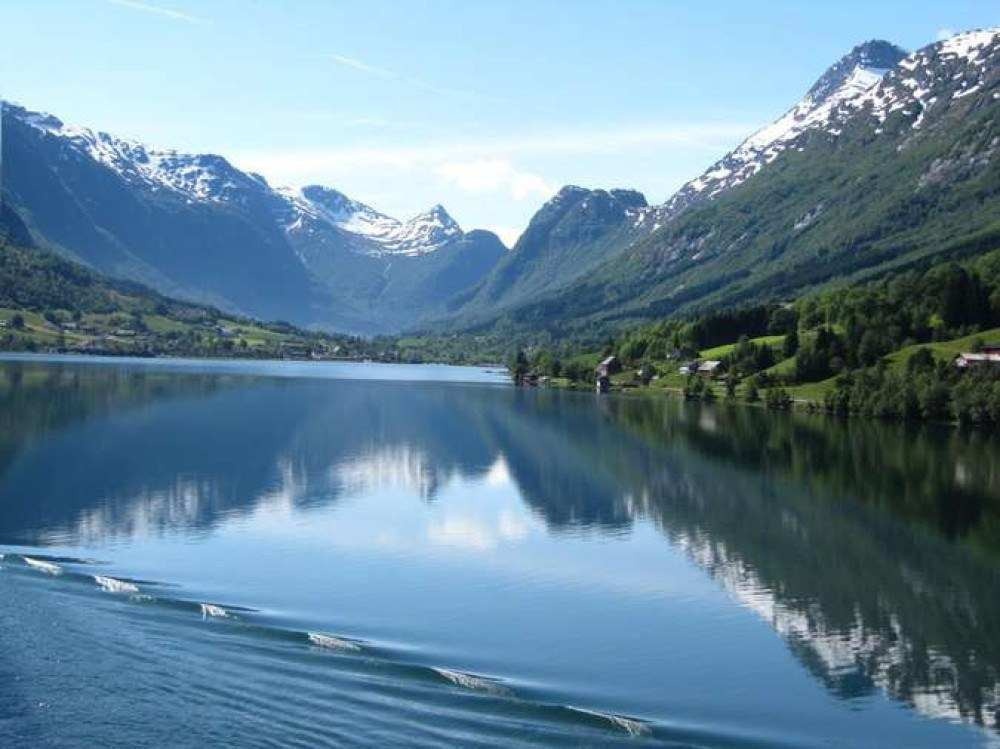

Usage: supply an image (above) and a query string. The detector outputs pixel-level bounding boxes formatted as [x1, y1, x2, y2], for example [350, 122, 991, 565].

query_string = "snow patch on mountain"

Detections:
[9, 104, 470, 258]
[938, 27, 999, 62]
[855, 27, 998, 130]
[13, 108, 257, 204]
[636, 41, 906, 229]
[638, 29, 997, 234]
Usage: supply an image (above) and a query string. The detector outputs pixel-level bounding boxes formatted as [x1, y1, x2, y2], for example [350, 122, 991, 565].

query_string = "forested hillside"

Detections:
[518, 248, 1000, 427]
[0, 241, 373, 359]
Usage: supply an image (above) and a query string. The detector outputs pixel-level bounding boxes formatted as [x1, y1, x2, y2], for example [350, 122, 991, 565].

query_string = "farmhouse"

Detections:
[678, 360, 701, 375]
[594, 355, 621, 393]
[697, 360, 723, 378]
[595, 356, 621, 378]
[955, 352, 1000, 368]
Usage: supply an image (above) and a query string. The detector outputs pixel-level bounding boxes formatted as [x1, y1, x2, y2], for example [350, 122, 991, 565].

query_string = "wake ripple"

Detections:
[200, 603, 229, 619]
[94, 575, 140, 594]
[432, 667, 511, 696]
[23, 556, 62, 575]
[4, 550, 673, 742]
[565, 706, 651, 737]
[308, 632, 363, 652]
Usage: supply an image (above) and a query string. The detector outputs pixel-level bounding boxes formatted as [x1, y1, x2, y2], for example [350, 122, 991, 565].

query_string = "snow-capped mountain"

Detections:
[13, 108, 271, 205]
[10, 105, 474, 259]
[851, 27, 999, 130]
[284, 186, 462, 257]
[640, 40, 907, 227]
[0, 103, 506, 333]
[643, 29, 999, 228]
[445, 28, 1000, 333]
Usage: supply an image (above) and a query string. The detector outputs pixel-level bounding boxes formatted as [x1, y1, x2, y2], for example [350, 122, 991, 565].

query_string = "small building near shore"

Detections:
[594, 356, 620, 393]
[595, 356, 621, 378]
[955, 352, 1000, 368]
[679, 360, 701, 375]
[697, 360, 723, 378]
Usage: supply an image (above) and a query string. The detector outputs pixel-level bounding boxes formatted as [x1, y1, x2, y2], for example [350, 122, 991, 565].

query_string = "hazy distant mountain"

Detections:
[0, 105, 505, 334]
[448, 29, 1000, 335]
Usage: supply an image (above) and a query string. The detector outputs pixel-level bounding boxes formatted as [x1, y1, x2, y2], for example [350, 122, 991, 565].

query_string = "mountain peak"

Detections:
[414, 204, 458, 228]
[7, 102, 266, 205]
[649, 37, 908, 221]
[387, 204, 462, 255]
[806, 39, 907, 104]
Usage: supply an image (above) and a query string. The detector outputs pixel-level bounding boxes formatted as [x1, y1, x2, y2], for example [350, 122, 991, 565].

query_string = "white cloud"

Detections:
[936, 28, 955, 41]
[228, 121, 754, 235]
[486, 227, 522, 248]
[435, 159, 554, 201]
[106, 0, 204, 24]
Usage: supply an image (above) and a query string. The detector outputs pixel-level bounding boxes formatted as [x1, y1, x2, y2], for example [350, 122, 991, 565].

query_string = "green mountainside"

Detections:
[0, 240, 373, 359]
[447, 31, 1000, 340]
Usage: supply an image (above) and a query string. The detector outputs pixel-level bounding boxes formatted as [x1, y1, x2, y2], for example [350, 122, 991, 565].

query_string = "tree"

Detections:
[509, 349, 529, 384]
[683, 375, 705, 400]
[906, 347, 935, 375]
[744, 376, 760, 403]
[765, 387, 793, 410]
[768, 306, 798, 335]
[11, 314, 25, 330]
[782, 328, 799, 359]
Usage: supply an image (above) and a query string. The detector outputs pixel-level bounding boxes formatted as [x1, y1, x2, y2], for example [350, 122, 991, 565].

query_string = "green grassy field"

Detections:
[884, 327, 1000, 371]
[778, 328, 1000, 403]
[699, 334, 785, 360]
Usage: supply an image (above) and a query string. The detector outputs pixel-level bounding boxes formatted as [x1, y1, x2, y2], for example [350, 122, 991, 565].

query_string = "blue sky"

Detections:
[1, 1, 997, 244]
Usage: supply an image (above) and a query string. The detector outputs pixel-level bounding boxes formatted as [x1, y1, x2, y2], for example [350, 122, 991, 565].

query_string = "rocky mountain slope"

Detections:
[0, 105, 505, 334]
[452, 29, 1000, 336]
[442, 186, 648, 322]
[434, 39, 909, 329]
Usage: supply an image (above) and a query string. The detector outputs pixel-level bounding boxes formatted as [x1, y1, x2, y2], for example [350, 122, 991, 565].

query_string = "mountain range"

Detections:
[1, 108, 504, 333]
[2, 28, 998, 338]
[442, 29, 1000, 335]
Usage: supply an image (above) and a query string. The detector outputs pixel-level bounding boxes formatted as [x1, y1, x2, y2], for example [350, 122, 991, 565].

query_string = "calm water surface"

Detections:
[1, 354, 999, 747]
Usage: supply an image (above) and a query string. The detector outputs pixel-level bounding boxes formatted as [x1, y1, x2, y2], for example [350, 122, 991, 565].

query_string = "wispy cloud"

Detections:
[107, 0, 205, 24]
[936, 27, 955, 41]
[323, 54, 396, 79]
[318, 51, 495, 102]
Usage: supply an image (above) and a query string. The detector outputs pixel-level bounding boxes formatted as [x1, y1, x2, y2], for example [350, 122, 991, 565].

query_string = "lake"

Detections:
[1, 355, 999, 747]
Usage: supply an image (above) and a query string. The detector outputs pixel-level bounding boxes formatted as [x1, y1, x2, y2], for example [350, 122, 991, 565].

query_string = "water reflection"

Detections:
[1, 359, 1000, 735]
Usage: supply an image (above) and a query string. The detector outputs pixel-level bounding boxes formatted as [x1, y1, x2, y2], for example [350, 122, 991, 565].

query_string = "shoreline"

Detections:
[540, 375, 991, 431]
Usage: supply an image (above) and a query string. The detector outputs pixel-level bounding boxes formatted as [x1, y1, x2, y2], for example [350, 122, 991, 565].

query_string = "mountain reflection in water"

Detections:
[1, 358, 999, 739]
